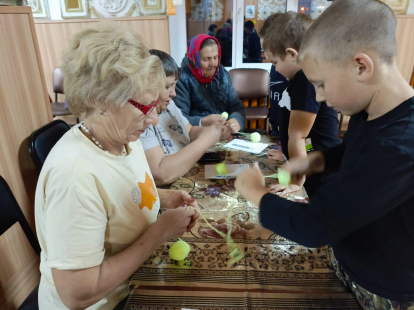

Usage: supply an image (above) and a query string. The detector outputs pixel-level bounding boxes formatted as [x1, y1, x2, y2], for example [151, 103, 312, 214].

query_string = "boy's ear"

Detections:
[353, 53, 374, 83]
[286, 48, 299, 62]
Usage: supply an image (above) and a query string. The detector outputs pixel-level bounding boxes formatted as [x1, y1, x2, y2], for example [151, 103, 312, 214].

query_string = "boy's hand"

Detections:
[267, 149, 285, 161]
[235, 162, 268, 206]
[268, 180, 304, 195]
[283, 151, 325, 183]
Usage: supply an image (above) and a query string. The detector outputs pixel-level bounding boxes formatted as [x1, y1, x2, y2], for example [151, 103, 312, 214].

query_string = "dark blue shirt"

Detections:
[260, 97, 414, 302]
[280, 70, 341, 159]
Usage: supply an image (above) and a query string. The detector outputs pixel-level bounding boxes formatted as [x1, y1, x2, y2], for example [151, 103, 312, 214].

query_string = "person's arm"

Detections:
[175, 79, 202, 126]
[225, 70, 246, 131]
[187, 123, 204, 141]
[52, 207, 195, 310]
[44, 184, 195, 310]
[287, 110, 316, 159]
[145, 126, 221, 185]
[258, 142, 414, 248]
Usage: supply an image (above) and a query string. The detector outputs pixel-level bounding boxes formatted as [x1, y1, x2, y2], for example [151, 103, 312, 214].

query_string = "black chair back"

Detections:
[0, 176, 41, 256]
[29, 120, 71, 172]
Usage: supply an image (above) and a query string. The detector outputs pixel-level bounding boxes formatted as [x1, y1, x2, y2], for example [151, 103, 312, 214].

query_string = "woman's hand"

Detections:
[235, 162, 268, 207]
[220, 125, 233, 141]
[198, 125, 222, 147]
[225, 119, 241, 133]
[201, 114, 226, 127]
[155, 207, 196, 240]
[162, 190, 200, 232]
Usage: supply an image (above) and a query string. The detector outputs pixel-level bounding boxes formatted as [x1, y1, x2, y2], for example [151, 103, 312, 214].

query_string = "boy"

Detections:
[235, 0, 414, 308]
[258, 13, 289, 137]
[263, 12, 341, 195]
[140, 50, 230, 185]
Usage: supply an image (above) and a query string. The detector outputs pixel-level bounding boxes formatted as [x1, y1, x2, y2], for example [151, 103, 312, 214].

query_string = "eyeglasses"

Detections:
[128, 97, 160, 115]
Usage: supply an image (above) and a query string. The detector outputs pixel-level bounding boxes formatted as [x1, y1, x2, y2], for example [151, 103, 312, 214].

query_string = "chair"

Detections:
[0, 175, 40, 309]
[229, 69, 270, 133]
[29, 120, 71, 172]
[51, 67, 72, 117]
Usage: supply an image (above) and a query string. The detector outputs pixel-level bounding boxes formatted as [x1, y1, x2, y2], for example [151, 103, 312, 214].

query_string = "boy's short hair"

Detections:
[149, 49, 180, 80]
[299, 0, 397, 66]
[263, 12, 312, 60]
[258, 13, 282, 38]
[244, 20, 255, 31]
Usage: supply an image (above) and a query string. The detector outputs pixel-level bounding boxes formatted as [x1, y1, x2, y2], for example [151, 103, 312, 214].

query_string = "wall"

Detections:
[396, 15, 414, 82]
[34, 16, 170, 101]
[0, 6, 52, 309]
[408, 0, 414, 13]
[168, 2, 187, 65]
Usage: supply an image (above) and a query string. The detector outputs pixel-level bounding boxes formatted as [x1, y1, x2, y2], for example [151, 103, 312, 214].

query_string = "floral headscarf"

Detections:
[187, 34, 221, 84]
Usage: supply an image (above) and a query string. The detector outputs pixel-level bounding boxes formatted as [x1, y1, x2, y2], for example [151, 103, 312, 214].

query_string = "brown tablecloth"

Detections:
[126, 137, 360, 310]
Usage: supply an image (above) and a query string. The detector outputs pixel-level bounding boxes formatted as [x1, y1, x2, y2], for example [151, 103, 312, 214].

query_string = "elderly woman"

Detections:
[174, 35, 246, 134]
[35, 24, 199, 310]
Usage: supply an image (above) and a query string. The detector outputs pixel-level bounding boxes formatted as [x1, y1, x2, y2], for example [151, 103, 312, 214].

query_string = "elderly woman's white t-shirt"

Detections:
[35, 124, 160, 309]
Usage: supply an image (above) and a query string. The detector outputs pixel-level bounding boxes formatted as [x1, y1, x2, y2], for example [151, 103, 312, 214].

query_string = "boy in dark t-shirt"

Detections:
[262, 12, 341, 196]
[269, 66, 288, 136]
[235, 0, 414, 307]
[258, 13, 289, 137]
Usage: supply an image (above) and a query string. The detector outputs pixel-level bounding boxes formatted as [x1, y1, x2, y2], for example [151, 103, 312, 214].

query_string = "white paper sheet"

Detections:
[223, 139, 269, 154]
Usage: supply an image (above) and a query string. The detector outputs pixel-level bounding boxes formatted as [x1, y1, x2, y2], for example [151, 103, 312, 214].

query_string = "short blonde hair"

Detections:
[61, 23, 165, 116]
[299, 0, 397, 66]
[263, 12, 313, 60]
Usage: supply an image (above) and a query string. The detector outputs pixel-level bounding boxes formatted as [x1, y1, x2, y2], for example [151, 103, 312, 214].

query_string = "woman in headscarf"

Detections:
[174, 35, 246, 135]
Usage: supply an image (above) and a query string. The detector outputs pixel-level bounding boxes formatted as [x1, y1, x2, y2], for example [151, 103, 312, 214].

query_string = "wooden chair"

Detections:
[0, 176, 40, 309]
[52, 67, 79, 123]
[229, 69, 270, 133]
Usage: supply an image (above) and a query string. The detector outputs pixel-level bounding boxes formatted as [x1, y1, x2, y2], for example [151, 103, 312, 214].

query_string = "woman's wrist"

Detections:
[157, 189, 172, 208]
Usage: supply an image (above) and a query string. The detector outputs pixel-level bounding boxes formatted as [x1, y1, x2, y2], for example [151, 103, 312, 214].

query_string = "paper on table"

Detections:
[205, 164, 250, 179]
[224, 139, 268, 154]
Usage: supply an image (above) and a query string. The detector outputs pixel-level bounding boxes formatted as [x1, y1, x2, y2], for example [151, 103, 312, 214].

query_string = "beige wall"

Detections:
[34, 16, 170, 101]
[396, 15, 414, 83]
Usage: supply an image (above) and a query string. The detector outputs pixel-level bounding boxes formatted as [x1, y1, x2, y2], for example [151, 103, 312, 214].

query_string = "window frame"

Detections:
[171, 0, 300, 72]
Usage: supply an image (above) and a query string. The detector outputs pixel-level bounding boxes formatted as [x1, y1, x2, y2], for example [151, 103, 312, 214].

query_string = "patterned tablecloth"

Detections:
[126, 137, 360, 310]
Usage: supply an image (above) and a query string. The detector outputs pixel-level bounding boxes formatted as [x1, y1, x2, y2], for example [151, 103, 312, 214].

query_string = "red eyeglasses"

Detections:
[128, 97, 160, 115]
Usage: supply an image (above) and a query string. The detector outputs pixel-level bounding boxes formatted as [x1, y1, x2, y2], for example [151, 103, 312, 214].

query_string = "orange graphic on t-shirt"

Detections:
[137, 172, 157, 210]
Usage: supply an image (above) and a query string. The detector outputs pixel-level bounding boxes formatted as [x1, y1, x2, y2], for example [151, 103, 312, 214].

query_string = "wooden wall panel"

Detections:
[0, 224, 40, 310]
[34, 16, 170, 101]
[0, 6, 52, 309]
[396, 15, 414, 83]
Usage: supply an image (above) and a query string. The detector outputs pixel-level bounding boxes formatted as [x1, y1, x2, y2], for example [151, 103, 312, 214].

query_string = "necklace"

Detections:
[80, 122, 127, 157]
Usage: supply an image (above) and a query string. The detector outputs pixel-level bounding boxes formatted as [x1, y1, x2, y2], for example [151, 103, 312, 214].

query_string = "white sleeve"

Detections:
[140, 125, 160, 152]
[44, 186, 107, 270]
[170, 100, 189, 129]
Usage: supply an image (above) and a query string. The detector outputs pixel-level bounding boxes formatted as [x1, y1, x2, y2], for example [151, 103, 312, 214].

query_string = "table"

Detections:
[126, 137, 360, 310]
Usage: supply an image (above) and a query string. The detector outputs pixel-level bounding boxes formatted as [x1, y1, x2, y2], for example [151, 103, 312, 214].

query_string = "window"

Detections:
[186, 0, 234, 66]
[181, 0, 313, 71]
[298, 0, 332, 19]
[242, 0, 287, 64]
